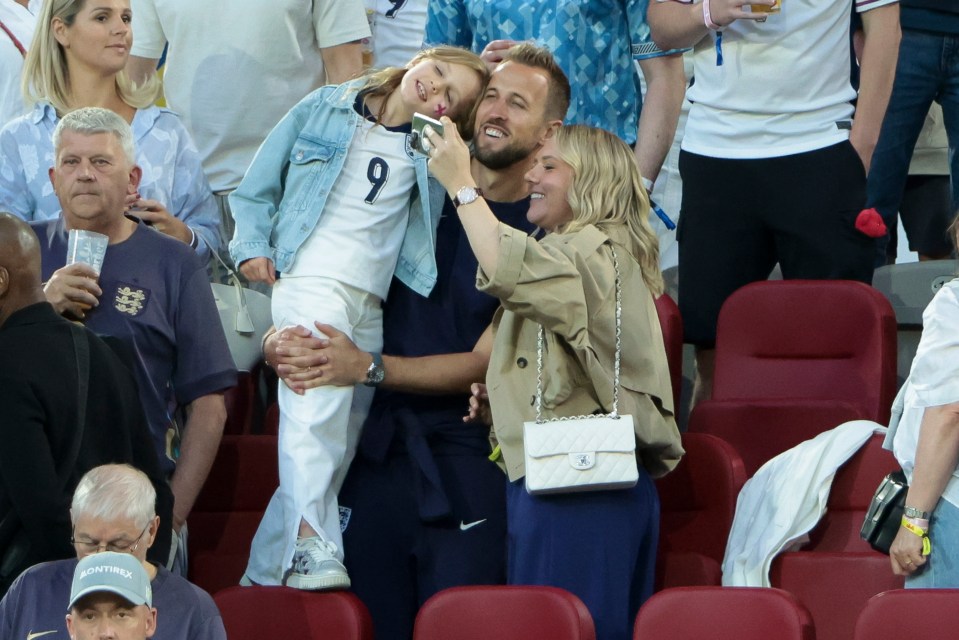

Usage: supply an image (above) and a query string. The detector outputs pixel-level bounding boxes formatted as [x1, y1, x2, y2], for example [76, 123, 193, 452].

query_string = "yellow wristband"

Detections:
[901, 516, 932, 556]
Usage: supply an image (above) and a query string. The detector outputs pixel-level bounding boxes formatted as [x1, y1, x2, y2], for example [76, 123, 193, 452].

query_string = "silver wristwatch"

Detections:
[364, 352, 385, 387]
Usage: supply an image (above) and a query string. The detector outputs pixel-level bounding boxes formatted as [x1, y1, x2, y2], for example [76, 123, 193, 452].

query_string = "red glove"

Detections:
[855, 208, 887, 238]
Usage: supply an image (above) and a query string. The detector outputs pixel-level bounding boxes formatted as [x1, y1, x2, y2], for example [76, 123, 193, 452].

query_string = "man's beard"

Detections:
[473, 134, 539, 171]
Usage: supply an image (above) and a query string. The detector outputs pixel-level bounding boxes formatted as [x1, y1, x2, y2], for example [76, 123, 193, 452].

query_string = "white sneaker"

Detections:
[284, 536, 351, 590]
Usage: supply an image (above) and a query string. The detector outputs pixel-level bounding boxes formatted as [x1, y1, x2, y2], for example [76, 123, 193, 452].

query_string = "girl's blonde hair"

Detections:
[361, 46, 489, 141]
[22, 0, 160, 114]
[554, 125, 664, 296]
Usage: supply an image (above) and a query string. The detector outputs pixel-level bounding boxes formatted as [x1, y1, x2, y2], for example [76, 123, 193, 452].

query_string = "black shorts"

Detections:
[894, 174, 953, 259]
[677, 141, 876, 347]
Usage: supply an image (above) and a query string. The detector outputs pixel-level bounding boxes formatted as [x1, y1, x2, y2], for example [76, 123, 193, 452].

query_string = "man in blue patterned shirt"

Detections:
[424, 0, 687, 190]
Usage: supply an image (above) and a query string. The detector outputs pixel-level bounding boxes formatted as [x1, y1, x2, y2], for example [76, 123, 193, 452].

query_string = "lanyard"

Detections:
[0, 19, 26, 57]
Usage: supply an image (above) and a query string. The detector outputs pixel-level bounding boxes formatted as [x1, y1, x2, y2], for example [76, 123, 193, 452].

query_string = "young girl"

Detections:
[230, 46, 488, 590]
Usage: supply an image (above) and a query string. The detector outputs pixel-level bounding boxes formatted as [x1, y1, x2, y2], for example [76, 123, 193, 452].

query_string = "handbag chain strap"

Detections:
[533, 244, 622, 423]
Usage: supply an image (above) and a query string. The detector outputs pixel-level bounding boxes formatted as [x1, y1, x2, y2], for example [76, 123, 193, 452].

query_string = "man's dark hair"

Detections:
[501, 43, 571, 122]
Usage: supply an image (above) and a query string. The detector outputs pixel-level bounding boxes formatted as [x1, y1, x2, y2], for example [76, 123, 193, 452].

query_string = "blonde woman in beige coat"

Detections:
[425, 122, 683, 640]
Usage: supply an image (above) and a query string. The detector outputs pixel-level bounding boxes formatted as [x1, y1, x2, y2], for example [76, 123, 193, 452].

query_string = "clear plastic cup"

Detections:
[66, 229, 109, 276]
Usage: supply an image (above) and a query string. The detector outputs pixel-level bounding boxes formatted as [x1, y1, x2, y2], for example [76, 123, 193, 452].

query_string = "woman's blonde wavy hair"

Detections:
[22, 0, 160, 114]
[553, 125, 664, 296]
[360, 46, 489, 141]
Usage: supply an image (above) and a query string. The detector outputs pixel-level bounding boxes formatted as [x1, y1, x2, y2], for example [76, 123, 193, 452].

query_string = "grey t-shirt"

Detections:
[0, 558, 226, 640]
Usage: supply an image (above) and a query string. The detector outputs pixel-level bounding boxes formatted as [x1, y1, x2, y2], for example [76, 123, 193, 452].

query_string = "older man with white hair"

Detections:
[0, 464, 225, 640]
[37, 107, 237, 572]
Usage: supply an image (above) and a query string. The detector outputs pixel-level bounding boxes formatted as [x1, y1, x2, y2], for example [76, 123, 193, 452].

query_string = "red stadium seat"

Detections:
[770, 434, 904, 640]
[655, 433, 746, 588]
[654, 293, 683, 410]
[413, 586, 595, 640]
[223, 371, 255, 435]
[690, 280, 897, 475]
[264, 402, 279, 436]
[854, 590, 959, 640]
[215, 586, 373, 639]
[688, 400, 862, 478]
[188, 435, 278, 594]
[634, 587, 815, 640]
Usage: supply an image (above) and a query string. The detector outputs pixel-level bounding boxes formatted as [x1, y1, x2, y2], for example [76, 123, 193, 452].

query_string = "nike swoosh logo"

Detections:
[459, 519, 487, 531]
[27, 631, 58, 640]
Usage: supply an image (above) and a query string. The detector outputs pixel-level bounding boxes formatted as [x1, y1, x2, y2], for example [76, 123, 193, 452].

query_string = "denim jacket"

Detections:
[229, 79, 446, 297]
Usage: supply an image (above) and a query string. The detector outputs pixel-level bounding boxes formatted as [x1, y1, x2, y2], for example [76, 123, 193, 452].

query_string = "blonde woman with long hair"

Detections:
[426, 122, 683, 640]
[0, 0, 219, 258]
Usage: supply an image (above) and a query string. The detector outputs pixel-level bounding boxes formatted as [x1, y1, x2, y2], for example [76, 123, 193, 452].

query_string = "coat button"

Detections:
[295, 151, 304, 161]
[517, 357, 528, 368]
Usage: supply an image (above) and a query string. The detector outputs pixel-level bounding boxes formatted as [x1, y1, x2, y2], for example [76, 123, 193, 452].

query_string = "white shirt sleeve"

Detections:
[130, 0, 167, 58]
[312, 0, 371, 49]
[907, 282, 959, 409]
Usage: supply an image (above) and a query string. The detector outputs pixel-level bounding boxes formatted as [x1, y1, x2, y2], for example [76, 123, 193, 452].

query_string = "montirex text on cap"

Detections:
[68, 551, 153, 610]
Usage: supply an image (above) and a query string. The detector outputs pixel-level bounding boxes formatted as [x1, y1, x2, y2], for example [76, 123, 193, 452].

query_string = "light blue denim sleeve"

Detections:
[424, 0, 473, 48]
[228, 95, 313, 268]
[0, 117, 43, 221]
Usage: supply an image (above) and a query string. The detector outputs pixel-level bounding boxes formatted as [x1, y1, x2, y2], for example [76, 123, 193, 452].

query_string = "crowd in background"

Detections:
[1, 0, 959, 639]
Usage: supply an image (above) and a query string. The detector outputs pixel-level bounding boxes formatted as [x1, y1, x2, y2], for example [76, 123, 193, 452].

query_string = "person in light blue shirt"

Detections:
[0, 0, 220, 260]
[424, 0, 687, 187]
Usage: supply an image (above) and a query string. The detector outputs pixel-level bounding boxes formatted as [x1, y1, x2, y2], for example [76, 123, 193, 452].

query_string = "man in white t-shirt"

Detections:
[126, 0, 370, 248]
[0, 0, 35, 126]
[648, 0, 900, 400]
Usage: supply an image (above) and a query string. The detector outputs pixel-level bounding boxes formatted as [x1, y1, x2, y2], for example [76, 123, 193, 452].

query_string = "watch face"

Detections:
[367, 364, 385, 386]
[456, 187, 479, 206]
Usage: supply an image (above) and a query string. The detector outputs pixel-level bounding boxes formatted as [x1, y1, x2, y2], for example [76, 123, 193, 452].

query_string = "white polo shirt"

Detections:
[672, 0, 898, 158]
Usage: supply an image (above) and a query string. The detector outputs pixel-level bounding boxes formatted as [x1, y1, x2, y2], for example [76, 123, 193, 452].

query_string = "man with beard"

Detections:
[259, 43, 570, 640]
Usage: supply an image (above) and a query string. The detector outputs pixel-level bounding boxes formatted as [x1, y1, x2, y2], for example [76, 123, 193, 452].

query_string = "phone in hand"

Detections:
[411, 112, 444, 154]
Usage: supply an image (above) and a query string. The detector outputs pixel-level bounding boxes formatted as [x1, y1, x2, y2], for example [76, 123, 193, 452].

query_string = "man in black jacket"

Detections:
[0, 213, 172, 596]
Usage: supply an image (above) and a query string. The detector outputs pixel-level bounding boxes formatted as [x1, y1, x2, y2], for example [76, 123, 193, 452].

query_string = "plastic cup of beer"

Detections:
[751, 0, 781, 13]
[66, 229, 108, 313]
[67, 229, 109, 276]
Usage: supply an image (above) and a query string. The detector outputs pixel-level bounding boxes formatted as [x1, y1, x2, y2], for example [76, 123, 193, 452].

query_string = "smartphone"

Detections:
[411, 112, 444, 154]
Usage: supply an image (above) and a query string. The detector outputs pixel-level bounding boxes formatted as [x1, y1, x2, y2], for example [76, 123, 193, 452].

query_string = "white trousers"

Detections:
[245, 276, 382, 585]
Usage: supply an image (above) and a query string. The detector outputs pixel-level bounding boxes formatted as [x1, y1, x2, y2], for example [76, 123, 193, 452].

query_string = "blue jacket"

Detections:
[229, 79, 445, 297]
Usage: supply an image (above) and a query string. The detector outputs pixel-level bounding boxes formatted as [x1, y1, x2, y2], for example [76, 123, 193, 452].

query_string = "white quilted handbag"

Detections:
[522, 246, 638, 495]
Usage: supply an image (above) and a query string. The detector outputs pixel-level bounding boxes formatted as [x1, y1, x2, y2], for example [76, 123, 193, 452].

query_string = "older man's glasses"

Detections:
[70, 523, 150, 554]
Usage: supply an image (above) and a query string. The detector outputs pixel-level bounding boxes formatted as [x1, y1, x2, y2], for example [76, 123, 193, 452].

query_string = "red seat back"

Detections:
[654, 293, 683, 410]
[711, 280, 896, 422]
[771, 553, 903, 640]
[656, 433, 746, 588]
[854, 589, 959, 640]
[688, 400, 862, 477]
[188, 435, 278, 594]
[215, 586, 373, 639]
[634, 587, 815, 640]
[413, 586, 595, 640]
